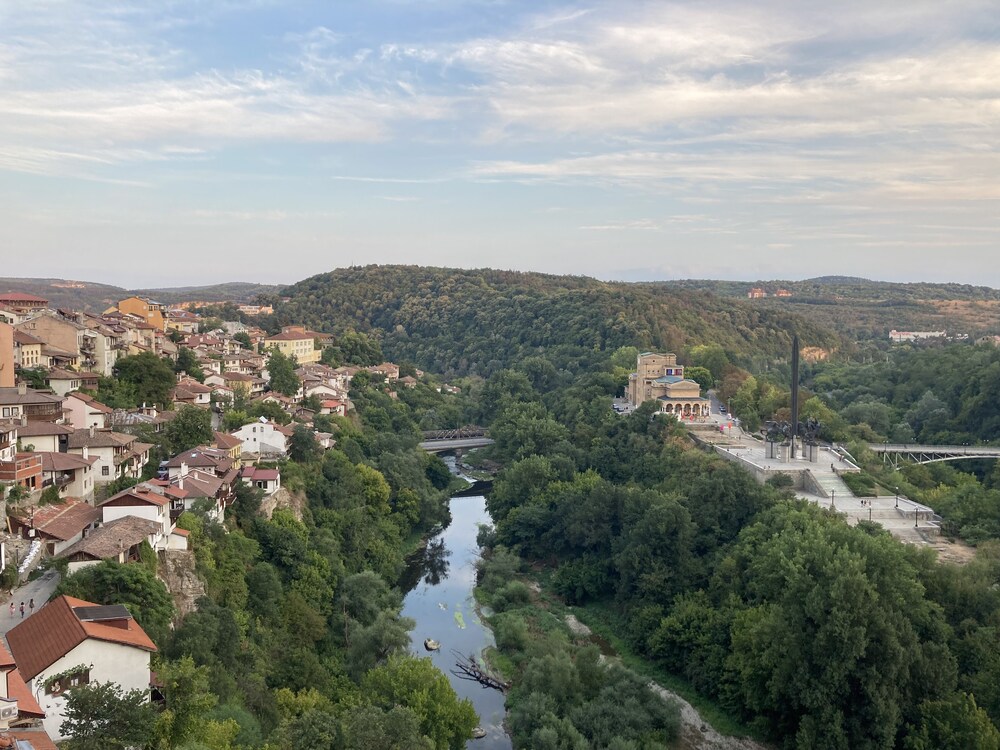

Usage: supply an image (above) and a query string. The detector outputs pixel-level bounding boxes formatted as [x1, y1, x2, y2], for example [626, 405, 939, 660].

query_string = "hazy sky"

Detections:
[1, 1, 998, 288]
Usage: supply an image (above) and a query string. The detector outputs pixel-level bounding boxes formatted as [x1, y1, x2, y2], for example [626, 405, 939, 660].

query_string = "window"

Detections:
[1, 408, 9, 417]
[102, 466, 110, 476]
[45, 667, 91, 695]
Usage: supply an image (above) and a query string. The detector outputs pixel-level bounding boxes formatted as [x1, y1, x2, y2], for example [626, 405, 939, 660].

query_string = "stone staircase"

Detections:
[810, 471, 855, 499]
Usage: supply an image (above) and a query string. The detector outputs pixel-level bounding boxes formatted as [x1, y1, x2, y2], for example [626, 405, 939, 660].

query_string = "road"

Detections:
[0, 568, 61, 646]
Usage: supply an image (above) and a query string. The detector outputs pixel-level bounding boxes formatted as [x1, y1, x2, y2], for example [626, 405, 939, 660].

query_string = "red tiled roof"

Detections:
[13, 499, 100, 541]
[0, 292, 48, 304]
[37, 451, 98, 473]
[5, 730, 58, 749]
[0, 640, 45, 719]
[7, 595, 156, 681]
[102, 485, 169, 508]
[242, 467, 279, 481]
[172, 528, 190, 536]
[212, 431, 242, 450]
[265, 330, 314, 342]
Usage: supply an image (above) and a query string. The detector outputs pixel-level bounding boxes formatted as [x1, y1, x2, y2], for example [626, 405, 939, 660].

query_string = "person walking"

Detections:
[28, 599, 34, 616]
[8, 602, 12, 618]
[19, 602, 24, 619]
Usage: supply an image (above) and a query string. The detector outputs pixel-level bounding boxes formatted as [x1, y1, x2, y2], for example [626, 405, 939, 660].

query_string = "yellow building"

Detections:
[111, 296, 167, 331]
[627, 351, 710, 418]
[13, 330, 44, 369]
[264, 326, 321, 364]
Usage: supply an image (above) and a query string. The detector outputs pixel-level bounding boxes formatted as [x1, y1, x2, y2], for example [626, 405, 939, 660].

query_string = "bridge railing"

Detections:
[871, 444, 1000, 455]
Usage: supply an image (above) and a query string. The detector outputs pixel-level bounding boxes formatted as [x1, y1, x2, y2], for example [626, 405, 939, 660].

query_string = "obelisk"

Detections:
[790, 335, 799, 460]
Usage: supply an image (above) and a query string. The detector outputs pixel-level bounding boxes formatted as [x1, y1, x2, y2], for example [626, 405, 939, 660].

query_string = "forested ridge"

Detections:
[467, 349, 1000, 749]
[267, 266, 839, 377]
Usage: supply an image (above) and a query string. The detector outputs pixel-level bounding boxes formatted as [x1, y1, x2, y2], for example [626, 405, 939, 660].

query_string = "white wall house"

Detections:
[230, 418, 289, 457]
[7, 595, 157, 742]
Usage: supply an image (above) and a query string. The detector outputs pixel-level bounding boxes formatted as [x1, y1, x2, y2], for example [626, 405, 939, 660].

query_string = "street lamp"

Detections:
[830, 488, 836, 511]
[894, 486, 899, 509]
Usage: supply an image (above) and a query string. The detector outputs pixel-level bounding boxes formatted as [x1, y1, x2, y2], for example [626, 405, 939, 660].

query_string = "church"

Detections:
[626, 352, 711, 418]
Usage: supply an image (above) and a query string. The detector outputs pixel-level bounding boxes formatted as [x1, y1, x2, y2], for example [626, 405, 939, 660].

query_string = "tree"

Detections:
[905, 692, 1000, 750]
[233, 331, 252, 349]
[112, 352, 177, 408]
[56, 561, 174, 645]
[154, 656, 221, 748]
[175, 347, 204, 381]
[362, 654, 477, 749]
[267, 347, 300, 397]
[60, 681, 156, 750]
[164, 404, 213, 455]
[685, 365, 714, 392]
[289, 424, 321, 463]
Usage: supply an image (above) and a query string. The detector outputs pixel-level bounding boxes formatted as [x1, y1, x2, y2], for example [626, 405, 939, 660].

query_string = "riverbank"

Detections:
[475, 562, 773, 750]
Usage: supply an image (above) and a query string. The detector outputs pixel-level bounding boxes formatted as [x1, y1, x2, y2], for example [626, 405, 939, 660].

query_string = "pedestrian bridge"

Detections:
[869, 443, 1000, 467]
[419, 427, 493, 454]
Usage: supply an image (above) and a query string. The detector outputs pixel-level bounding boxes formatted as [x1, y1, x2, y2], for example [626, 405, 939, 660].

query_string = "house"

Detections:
[264, 326, 321, 364]
[229, 418, 291, 458]
[37, 451, 98, 502]
[162, 448, 234, 481]
[221, 371, 265, 395]
[399, 375, 418, 388]
[63, 392, 112, 430]
[12, 330, 44, 370]
[747, 287, 767, 299]
[58, 515, 163, 574]
[67, 428, 152, 485]
[0, 421, 42, 493]
[9, 498, 101, 556]
[368, 362, 400, 381]
[7, 595, 157, 742]
[211, 431, 243, 463]
[626, 352, 711, 418]
[0, 293, 48, 315]
[0, 322, 13, 388]
[0, 384, 65, 423]
[44, 369, 84, 398]
[171, 379, 212, 408]
[889, 329, 946, 343]
[165, 309, 200, 335]
[14, 314, 87, 369]
[319, 399, 347, 417]
[0, 639, 51, 741]
[4, 421, 72, 454]
[111, 296, 166, 331]
[99, 484, 174, 544]
[241, 465, 281, 495]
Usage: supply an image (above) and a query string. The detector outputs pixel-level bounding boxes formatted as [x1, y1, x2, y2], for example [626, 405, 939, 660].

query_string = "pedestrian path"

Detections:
[811, 471, 854, 500]
[0, 567, 61, 646]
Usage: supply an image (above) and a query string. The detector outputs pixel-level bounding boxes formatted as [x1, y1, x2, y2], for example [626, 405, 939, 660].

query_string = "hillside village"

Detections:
[0, 291, 428, 745]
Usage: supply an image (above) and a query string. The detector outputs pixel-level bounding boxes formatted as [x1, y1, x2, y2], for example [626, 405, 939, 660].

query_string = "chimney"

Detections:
[180, 461, 187, 478]
[17, 382, 27, 395]
[89, 425, 95, 438]
[82, 446, 89, 460]
[178, 476, 184, 490]
[20, 416, 27, 427]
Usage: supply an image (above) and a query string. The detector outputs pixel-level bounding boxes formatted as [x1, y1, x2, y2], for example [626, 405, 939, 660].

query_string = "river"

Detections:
[400, 487, 511, 749]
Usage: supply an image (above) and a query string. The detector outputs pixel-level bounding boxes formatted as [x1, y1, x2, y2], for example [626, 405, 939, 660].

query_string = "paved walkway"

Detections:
[0, 568, 61, 646]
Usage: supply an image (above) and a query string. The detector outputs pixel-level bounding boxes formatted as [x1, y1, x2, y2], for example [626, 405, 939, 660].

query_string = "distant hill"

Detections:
[0, 278, 279, 312]
[135, 282, 283, 305]
[269, 265, 841, 377]
[653, 278, 1000, 339]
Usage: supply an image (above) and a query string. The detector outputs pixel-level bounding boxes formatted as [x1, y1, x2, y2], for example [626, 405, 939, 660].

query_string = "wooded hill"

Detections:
[269, 266, 840, 378]
[0, 277, 279, 312]
[655, 277, 1000, 341]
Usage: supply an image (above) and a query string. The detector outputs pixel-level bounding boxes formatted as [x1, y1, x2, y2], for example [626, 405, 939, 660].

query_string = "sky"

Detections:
[1, 0, 999, 289]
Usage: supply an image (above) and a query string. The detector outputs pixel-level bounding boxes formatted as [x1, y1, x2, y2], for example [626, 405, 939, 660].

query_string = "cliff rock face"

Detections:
[259, 487, 306, 522]
[158, 549, 206, 620]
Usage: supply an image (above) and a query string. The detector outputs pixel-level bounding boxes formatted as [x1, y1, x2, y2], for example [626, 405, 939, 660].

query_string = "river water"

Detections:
[400, 491, 511, 749]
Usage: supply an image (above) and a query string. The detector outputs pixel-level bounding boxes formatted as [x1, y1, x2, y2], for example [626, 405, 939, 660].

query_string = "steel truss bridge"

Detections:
[419, 426, 494, 453]
[870, 443, 1000, 468]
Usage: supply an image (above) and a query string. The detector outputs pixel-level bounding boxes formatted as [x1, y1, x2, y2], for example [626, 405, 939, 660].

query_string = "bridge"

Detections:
[419, 426, 494, 454]
[869, 443, 1000, 467]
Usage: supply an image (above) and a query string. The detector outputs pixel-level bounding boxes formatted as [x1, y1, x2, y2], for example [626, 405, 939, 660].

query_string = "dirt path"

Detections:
[564, 614, 773, 750]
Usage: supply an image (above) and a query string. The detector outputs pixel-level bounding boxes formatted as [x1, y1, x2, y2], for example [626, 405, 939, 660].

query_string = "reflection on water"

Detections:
[399, 537, 452, 594]
[400, 494, 511, 750]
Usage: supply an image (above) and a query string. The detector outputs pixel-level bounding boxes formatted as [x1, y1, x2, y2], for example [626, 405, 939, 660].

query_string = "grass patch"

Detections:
[574, 600, 765, 742]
